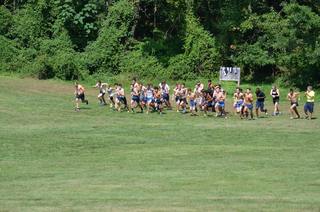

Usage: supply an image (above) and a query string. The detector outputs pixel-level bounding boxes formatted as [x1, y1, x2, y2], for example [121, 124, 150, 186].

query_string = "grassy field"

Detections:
[0, 76, 319, 211]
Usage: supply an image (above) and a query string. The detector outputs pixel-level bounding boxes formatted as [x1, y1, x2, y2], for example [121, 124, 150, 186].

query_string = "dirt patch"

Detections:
[0, 76, 96, 96]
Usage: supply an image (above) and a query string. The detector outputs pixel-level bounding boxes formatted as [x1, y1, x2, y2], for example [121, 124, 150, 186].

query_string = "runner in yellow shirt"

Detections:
[304, 86, 315, 120]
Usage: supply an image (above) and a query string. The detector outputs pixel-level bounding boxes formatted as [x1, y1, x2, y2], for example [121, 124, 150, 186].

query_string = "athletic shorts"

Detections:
[207, 101, 214, 107]
[76, 93, 85, 101]
[190, 100, 196, 108]
[218, 101, 225, 108]
[155, 98, 162, 104]
[140, 95, 145, 102]
[180, 98, 187, 103]
[245, 103, 253, 110]
[195, 97, 202, 105]
[273, 97, 280, 105]
[98, 92, 105, 98]
[162, 93, 169, 101]
[235, 100, 243, 109]
[304, 102, 314, 113]
[146, 97, 154, 103]
[175, 96, 180, 103]
[132, 95, 140, 103]
[117, 96, 125, 103]
[256, 101, 264, 109]
[291, 102, 298, 107]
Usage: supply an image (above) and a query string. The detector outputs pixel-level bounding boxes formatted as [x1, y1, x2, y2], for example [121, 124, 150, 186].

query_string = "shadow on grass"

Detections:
[79, 107, 91, 110]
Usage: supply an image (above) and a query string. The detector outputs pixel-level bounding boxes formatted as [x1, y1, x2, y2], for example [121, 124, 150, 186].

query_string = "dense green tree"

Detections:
[0, 0, 319, 86]
[235, 3, 320, 86]
[84, 0, 135, 75]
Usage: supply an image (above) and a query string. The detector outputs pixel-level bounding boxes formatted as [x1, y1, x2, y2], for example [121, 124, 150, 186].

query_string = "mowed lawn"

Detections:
[0, 76, 319, 212]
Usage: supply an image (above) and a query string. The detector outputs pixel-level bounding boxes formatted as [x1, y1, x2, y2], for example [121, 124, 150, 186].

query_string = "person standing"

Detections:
[304, 86, 315, 120]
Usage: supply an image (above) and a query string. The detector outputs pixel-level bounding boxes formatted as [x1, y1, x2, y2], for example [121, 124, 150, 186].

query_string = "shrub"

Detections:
[0, 35, 19, 72]
[85, 0, 135, 75]
[119, 42, 165, 79]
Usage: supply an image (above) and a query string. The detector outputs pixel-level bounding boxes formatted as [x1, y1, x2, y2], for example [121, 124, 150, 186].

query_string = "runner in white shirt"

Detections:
[194, 81, 204, 112]
[106, 84, 116, 108]
[93, 80, 107, 105]
[159, 80, 171, 109]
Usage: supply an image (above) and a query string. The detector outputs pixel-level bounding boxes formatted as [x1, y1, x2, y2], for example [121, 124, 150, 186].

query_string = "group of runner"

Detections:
[74, 79, 316, 120]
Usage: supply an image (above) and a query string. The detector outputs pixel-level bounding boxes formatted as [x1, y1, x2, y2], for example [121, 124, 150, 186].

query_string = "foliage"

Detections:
[0, 35, 19, 72]
[54, 0, 100, 50]
[17, 33, 85, 80]
[0, 1, 319, 86]
[182, 11, 221, 77]
[84, 0, 135, 75]
[10, 5, 45, 47]
[0, 6, 13, 36]
[119, 41, 165, 79]
[235, 3, 320, 87]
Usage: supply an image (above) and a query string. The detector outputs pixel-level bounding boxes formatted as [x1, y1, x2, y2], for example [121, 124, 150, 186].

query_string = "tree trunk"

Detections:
[131, 0, 140, 38]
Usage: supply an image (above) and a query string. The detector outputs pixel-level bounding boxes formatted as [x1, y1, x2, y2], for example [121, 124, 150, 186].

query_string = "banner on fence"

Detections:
[219, 67, 241, 86]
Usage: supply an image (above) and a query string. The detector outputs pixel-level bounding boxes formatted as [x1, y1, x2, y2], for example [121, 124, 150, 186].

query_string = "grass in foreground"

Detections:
[0, 76, 319, 211]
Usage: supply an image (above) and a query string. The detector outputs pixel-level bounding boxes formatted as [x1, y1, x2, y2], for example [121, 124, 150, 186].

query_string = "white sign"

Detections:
[219, 67, 241, 85]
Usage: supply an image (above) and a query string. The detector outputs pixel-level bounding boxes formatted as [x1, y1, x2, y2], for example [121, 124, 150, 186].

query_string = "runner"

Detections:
[93, 80, 107, 105]
[115, 84, 130, 112]
[187, 88, 197, 116]
[243, 88, 254, 120]
[233, 87, 244, 115]
[202, 90, 214, 117]
[255, 87, 268, 118]
[159, 80, 171, 109]
[194, 81, 204, 112]
[174, 84, 181, 112]
[154, 86, 163, 114]
[74, 82, 88, 111]
[304, 86, 315, 120]
[179, 83, 188, 113]
[107, 84, 116, 108]
[140, 83, 147, 109]
[130, 82, 143, 113]
[215, 87, 226, 117]
[270, 85, 280, 116]
[145, 84, 154, 114]
[287, 89, 300, 119]
[207, 80, 214, 96]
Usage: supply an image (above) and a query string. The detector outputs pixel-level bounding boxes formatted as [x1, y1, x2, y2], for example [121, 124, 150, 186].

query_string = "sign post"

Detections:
[219, 67, 241, 86]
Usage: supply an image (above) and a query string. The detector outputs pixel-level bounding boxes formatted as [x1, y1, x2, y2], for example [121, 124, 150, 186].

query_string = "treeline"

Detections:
[0, 0, 319, 87]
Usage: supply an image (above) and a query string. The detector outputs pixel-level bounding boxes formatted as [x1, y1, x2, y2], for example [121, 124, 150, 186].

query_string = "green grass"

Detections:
[0, 76, 319, 211]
